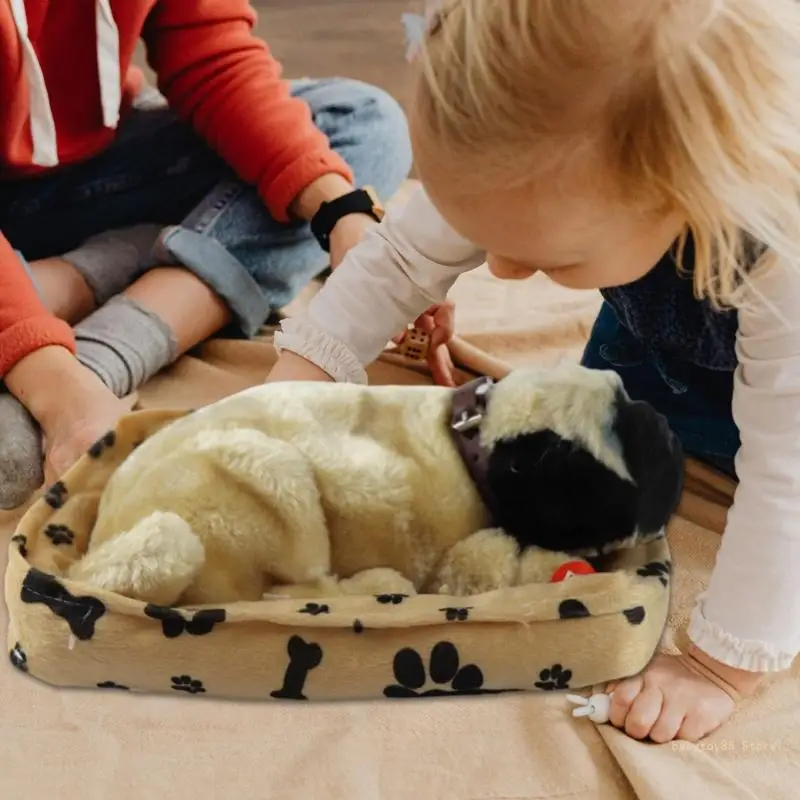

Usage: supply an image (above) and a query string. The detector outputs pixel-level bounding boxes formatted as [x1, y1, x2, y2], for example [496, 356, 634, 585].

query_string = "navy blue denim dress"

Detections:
[581, 236, 740, 476]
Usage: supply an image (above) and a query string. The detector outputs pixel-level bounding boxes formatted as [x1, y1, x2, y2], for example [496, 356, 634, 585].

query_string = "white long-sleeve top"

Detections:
[275, 185, 800, 672]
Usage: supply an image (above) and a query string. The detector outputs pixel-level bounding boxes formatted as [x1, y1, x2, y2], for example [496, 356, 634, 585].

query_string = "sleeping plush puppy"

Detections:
[68, 363, 685, 606]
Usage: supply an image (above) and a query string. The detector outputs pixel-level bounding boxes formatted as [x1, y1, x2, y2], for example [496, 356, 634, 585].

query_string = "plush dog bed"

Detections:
[5, 403, 671, 701]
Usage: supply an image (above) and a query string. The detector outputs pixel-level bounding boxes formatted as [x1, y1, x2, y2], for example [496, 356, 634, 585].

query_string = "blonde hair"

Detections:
[414, 0, 800, 307]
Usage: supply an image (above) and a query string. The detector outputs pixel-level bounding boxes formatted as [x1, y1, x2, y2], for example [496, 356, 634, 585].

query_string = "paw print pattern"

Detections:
[9, 643, 27, 672]
[88, 430, 116, 458]
[144, 605, 226, 638]
[534, 664, 573, 691]
[10, 535, 28, 558]
[383, 641, 493, 698]
[637, 561, 671, 587]
[44, 524, 75, 546]
[44, 481, 68, 509]
[298, 603, 330, 616]
[352, 620, 365, 634]
[97, 681, 130, 690]
[171, 675, 206, 694]
[375, 594, 408, 605]
[440, 607, 472, 622]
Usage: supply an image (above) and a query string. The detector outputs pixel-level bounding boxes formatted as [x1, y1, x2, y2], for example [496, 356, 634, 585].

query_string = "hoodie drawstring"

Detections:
[8, 0, 121, 167]
[96, 0, 121, 130]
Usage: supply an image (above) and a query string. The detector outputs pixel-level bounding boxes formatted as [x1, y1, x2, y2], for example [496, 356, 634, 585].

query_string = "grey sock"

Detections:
[0, 394, 44, 510]
[62, 225, 163, 307]
[75, 295, 179, 397]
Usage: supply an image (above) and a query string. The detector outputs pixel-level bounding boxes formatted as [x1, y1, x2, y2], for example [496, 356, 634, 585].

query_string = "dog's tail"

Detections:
[68, 511, 205, 606]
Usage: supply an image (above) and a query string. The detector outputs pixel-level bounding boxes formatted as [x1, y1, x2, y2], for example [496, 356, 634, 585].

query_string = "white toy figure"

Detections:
[567, 692, 614, 724]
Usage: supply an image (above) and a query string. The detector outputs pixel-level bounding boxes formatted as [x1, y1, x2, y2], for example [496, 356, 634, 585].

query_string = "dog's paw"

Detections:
[430, 529, 519, 596]
[339, 568, 417, 597]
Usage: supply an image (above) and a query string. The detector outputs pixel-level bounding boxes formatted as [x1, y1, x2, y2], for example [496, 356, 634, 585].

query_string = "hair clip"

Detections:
[401, 1, 443, 62]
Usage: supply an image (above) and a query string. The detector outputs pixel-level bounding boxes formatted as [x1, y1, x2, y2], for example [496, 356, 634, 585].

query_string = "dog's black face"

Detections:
[486, 383, 684, 555]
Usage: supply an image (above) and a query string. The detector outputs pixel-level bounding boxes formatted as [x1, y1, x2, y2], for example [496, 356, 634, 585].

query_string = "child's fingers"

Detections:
[677, 710, 725, 743]
[622, 687, 664, 740]
[417, 313, 436, 334]
[430, 343, 456, 387]
[431, 301, 455, 345]
[648, 701, 687, 744]
[607, 676, 644, 728]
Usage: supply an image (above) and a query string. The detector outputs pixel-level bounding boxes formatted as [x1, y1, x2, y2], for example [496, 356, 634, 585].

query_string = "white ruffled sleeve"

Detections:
[687, 258, 800, 671]
[274, 185, 485, 382]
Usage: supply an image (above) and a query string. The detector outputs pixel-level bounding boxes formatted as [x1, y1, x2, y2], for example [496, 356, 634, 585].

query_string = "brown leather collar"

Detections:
[449, 376, 496, 515]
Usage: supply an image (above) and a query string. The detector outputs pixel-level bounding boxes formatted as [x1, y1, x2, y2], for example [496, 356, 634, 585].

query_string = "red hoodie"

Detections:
[0, 0, 353, 376]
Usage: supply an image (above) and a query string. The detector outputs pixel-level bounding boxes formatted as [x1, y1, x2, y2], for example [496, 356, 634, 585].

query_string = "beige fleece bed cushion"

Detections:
[5, 349, 671, 702]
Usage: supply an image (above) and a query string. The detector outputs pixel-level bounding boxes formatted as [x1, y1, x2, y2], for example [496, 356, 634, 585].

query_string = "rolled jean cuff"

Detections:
[153, 226, 270, 339]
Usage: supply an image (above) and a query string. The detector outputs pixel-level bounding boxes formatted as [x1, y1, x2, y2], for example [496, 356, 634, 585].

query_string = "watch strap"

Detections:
[310, 187, 385, 252]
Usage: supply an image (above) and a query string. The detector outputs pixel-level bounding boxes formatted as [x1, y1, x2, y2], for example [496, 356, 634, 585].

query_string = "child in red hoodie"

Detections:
[0, 1, 411, 507]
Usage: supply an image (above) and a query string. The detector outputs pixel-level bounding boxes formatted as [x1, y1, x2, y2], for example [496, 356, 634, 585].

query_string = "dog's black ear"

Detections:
[486, 430, 639, 553]
[612, 397, 685, 536]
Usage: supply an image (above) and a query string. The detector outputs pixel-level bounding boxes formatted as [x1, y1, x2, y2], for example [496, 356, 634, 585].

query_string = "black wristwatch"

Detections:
[310, 186, 385, 253]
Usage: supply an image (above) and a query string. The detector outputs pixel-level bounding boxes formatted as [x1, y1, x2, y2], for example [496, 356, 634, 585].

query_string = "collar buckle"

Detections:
[450, 377, 494, 434]
[452, 411, 483, 433]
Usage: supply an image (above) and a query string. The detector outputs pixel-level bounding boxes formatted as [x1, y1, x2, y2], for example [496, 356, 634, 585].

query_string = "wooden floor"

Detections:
[136, 1, 416, 108]
[251, 0, 416, 106]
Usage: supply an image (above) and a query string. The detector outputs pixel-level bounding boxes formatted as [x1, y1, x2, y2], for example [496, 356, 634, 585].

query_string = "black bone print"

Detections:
[97, 681, 130, 690]
[270, 635, 323, 701]
[375, 594, 408, 605]
[144, 605, 226, 638]
[88, 430, 116, 458]
[352, 620, 365, 634]
[21, 569, 106, 640]
[298, 603, 330, 616]
[171, 675, 206, 694]
[440, 607, 472, 622]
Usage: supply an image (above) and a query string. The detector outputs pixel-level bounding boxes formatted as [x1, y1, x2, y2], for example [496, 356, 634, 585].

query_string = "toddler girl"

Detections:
[270, 0, 800, 742]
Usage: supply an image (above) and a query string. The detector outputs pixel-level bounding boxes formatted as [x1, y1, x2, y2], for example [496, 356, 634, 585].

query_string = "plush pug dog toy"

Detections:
[68, 363, 684, 606]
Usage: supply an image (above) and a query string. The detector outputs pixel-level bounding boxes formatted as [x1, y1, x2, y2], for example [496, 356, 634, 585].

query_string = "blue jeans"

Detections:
[582, 302, 740, 477]
[0, 78, 412, 337]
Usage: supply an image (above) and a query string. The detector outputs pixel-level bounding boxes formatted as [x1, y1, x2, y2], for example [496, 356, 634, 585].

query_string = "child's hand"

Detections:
[394, 301, 456, 387]
[604, 649, 762, 743]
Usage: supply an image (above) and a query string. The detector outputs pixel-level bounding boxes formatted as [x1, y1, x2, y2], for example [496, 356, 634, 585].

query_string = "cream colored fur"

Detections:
[69, 366, 616, 605]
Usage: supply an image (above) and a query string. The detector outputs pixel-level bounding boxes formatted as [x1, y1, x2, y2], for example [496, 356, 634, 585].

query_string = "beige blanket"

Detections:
[2, 250, 798, 800]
